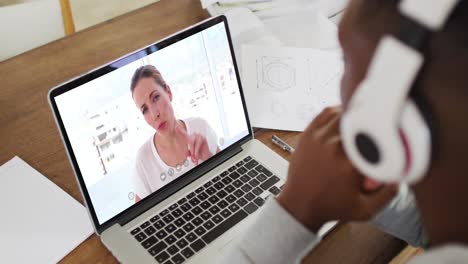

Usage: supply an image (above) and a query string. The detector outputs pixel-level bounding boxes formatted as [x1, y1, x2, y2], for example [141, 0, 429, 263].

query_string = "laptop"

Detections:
[48, 15, 289, 263]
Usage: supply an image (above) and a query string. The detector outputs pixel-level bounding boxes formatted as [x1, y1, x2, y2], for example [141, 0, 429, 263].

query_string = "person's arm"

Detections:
[219, 199, 321, 264]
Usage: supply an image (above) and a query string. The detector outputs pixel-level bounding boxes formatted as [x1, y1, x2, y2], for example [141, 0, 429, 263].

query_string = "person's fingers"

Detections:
[356, 185, 398, 219]
[311, 106, 342, 128]
[321, 114, 341, 140]
[193, 135, 203, 164]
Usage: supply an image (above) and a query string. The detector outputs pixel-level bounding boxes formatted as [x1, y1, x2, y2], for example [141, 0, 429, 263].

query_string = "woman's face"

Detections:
[133, 77, 176, 135]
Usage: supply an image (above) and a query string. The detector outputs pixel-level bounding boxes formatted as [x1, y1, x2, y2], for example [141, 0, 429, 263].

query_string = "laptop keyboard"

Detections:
[129, 156, 284, 264]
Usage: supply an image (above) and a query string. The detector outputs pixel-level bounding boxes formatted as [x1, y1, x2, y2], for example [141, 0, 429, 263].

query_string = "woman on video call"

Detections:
[131, 65, 220, 202]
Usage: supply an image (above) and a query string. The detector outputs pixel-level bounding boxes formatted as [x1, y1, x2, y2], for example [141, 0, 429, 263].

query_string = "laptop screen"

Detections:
[51, 17, 250, 226]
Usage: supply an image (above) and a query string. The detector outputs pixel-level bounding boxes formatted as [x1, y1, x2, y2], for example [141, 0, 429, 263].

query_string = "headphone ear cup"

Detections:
[398, 99, 432, 183]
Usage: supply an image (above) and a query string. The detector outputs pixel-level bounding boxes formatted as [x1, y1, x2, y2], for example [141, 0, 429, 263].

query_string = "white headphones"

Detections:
[341, 0, 460, 184]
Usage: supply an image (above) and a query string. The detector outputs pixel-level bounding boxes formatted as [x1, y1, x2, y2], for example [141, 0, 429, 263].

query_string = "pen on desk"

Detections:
[271, 135, 295, 153]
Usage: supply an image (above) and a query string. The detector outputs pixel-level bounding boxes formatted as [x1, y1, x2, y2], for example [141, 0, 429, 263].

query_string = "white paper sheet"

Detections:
[242, 45, 343, 131]
[0, 157, 93, 263]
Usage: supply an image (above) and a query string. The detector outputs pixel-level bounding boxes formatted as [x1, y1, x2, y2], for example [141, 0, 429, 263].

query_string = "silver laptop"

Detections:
[48, 16, 288, 263]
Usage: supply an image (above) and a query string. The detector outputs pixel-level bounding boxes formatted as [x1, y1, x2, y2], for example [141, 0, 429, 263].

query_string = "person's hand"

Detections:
[277, 106, 398, 232]
[176, 124, 213, 165]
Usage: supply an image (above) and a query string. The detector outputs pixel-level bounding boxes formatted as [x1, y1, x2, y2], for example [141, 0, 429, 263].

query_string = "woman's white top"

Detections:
[133, 117, 218, 199]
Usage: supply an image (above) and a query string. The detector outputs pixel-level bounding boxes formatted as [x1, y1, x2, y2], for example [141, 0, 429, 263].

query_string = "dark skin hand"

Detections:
[277, 106, 398, 233]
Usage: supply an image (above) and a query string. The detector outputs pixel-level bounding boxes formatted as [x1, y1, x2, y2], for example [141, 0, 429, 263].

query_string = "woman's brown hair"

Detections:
[130, 65, 168, 95]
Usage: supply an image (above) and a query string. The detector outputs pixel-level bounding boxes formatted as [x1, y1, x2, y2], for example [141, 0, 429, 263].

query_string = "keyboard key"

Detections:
[256, 174, 267, 182]
[160, 209, 170, 217]
[169, 204, 178, 210]
[200, 201, 211, 210]
[180, 203, 192, 212]
[187, 192, 196, 199]
[183, 212, 195, 222]
[165, 235, 177, 245]
[221, 171, 229, 177]
[165, 224, 176, 233]
[217, 200, 228, 209]
[216, 190, 227, 199]
[194, 226, 207, 236]
[142, 236, 158, 249]
[245, 159, 259, 170]
[225, 194, 236, 203]
[220, 209, 232, 218]
[233, 189, 245, 198]
[156, 251, 170, 263]
[243, 156, 252, 162]
[135, 232, 147, 242]
[228, 203, 240, 212]
[244, 203, 259, 214]
[131, 227, 141, 235]
[252, 187, 263, 196]
[203, 220, 215, 230]
[236, 160, 245, 167]
[255, 165, 273, 177]
[145, 226, 156, 236]
[212, 214, 223, 224]
[212, 176, 221, 183]
[176, 238, 188, 249]
[172, 208, 183, 218]
[248, 170, 259, 177]
[186, 232, 197, 242]
[189, 197, 201, 207]
[191, 239, 206, 252]
[177, 198, 187, 205]
[209, 205, 220, 215]
[174, 218, 186, 227]
[141, 221, 151, 229]
[260, 175, 280, 190]
[201, 211, 212, 220]
[229, 171, 240, 179]
[156, 230, 168, 239]
[195, 187, 204, 194]
[154, 220, 166, 229]
[224, 185, 235, 193]
[221, 177, 232, 185]
[172, 253, 184, 264]
[232, 180, 243, 188]
[240, 175, 250, 183]
[197, 192, 208, 201]
[192, 217, 203, 226]
[174, 229, 186, 239]
[181, 247, 195, 259]
[163, 214, 175, 224]
[165, 260, 174, 264]
[206, 187, 216, 195]
[269, 186, 281, 195]
[150, 215, 160, 223]
[236, 197, 248, 207]
[237, 167, 247, 175]
[202, 210, 248, 243]
[244, 192, 255, 201]
[149, 241, 167, 256]
[254, 197, 265, 207]
[228, 166, 236, 172]
[167, 245, 179, 255]
[208, 195, 220, 204]
[214, 182, 225, 190]
[192, 206, 203, 215]
[241, 184, 252, 193]
[249, 179, 260, 187]
[183, 223, 195, 232]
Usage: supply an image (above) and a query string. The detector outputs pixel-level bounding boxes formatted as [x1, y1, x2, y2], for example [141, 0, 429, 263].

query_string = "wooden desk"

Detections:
[0, 0, 406, 262]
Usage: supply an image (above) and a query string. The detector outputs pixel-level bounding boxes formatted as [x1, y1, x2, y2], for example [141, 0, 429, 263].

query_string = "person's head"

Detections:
[131, 65, 176, 135]
[339, 0, 468, 245]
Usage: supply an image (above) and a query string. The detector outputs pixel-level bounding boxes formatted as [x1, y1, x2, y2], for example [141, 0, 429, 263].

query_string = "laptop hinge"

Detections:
[117, 144, 243, 226]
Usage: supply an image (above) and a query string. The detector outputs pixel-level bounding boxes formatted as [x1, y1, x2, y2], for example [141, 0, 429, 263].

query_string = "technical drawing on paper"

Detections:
[296, 103, 317, 121]
[270, 100, 288, 119]
[307, 56, 342, 106]
[257, 56, 296, 91]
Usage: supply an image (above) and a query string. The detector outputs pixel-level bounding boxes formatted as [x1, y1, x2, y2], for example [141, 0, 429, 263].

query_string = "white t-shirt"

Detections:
[133, 117, 218, 199]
